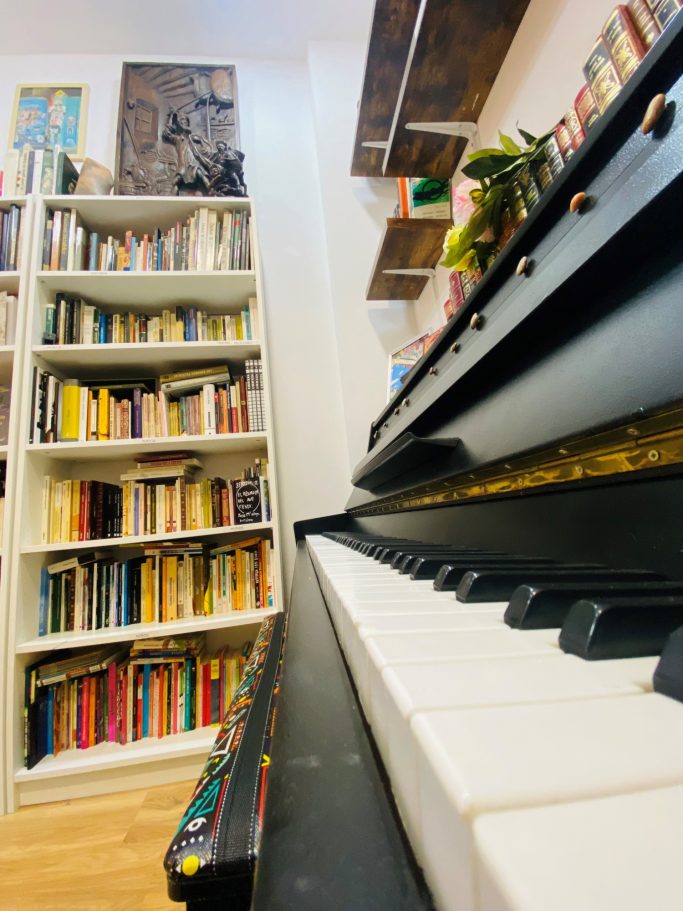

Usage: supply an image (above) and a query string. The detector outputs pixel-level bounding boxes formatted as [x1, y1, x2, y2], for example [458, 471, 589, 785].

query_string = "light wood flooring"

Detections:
[0, 780, 196, 911]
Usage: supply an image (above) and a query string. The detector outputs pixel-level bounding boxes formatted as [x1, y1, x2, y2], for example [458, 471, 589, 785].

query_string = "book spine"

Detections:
[583, 35, 623, 114]
[602, 6, 646, 84]
[574, 84, 601, 133]
[629, 0, 662, 44]
[654, 0, 683, 29]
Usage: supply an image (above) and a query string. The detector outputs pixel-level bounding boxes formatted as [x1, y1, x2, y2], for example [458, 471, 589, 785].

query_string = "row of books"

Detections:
[42, 294, 259, 345]
[40, 456, 271, 544]
[0, 291, 18, 345]
[38, 536, 274, 636]
[42, 206, 252, 272]
[30, 364, 266, 444]
[0, 204, 22, 271]
[24, 634, 251, 767]
[0, 147, 78, 198]
[581, 2, 680, 125]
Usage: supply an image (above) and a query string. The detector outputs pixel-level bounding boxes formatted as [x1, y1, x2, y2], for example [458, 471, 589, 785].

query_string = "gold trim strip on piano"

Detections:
[350, 411, 683, 516]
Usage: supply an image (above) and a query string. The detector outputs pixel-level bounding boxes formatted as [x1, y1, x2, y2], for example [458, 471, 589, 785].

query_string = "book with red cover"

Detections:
[602, 6, 646, 83]
[629, 0, 662, 45]
[563, 107, 586, 150]
[574, 84, 600, 132]
[583, 35, 623, 114]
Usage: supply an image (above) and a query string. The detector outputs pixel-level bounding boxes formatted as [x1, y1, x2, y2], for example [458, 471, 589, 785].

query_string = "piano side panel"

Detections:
[251, 542, 435, 911]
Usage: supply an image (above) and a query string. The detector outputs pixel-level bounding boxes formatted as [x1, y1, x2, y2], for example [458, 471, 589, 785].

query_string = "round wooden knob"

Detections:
[569, 192, 588, 214]
[470, 313, 483, 330]
[428, 366, 438, 376]
[450, 342, 460, 353]
[641, 93, 667, 134]
[516, 256, 529, 276]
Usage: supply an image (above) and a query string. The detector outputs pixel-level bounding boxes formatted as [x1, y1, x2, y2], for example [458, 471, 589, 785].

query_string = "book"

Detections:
[396, 177, 451, 219]
[602, 6, 646, 84]
[653, 0, 682, 29]
[574, 84, 601, 132]
[629, 0, 662, 44]
[583, 35, 623, 114]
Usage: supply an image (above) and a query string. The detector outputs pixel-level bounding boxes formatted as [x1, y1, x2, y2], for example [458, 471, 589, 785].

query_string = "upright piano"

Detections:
[251, 18, 683, 911]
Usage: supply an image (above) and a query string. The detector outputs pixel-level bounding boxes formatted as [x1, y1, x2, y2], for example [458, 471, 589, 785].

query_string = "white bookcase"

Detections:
[3, 195, 283, 810]
[0, 196, 33, 816]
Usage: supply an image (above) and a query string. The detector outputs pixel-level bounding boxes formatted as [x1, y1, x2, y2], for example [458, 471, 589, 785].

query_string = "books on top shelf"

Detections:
[24, 632, 252, 768]
[0, 147, 78, 198]
[37, 534, 274, 637]
[0, 204, 22, 271]
[41, 206, 252, 272]
[29, 361, 266, 444]
[42, 294, 259, 345]
[39, 455, 271, 544]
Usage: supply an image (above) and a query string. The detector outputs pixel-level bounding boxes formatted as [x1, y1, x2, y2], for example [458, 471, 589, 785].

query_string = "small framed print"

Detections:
[9, 84, 89, 159]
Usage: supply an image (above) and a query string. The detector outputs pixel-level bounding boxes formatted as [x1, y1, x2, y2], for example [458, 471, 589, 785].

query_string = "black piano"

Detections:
[251, 18, 683, 911]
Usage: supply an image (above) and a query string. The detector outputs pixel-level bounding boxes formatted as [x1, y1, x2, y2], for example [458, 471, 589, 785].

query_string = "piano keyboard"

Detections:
[306, 533, 683, 911]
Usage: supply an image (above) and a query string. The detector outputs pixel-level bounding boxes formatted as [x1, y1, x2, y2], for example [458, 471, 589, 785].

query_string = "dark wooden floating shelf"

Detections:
[366, 217, 451, 301]
[352, 0, 533, 179]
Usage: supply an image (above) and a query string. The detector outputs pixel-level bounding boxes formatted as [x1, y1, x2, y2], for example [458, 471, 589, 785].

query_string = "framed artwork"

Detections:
[387, 325, 447, 401]
[114, 62, 244, 197]
[9, 84, 88, 159]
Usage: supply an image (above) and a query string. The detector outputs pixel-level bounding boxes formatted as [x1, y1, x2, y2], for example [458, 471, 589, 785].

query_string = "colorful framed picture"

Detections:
[9, 84, 89, 159]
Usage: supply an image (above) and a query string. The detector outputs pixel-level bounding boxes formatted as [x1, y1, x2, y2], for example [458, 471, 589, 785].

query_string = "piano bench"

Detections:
[164, 613, 285, 910]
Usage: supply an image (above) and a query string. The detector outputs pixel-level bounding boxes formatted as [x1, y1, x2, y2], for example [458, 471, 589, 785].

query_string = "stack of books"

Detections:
[42, 295, 259, 345]
[0, 204, 22, 271]
[24, 633, 251, 768]
[206, 536, 275, 613]
[39, 455, 271, 544]
[0, 147, 78, 197]
[29, 363, 266, 444]
[42, 206, 252, 272]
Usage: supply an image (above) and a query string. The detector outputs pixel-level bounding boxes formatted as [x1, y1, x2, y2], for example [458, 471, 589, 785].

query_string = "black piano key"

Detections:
[456, 568, 662, 602]
[395, 549, 502, 572]
[381, 545, 480, 566]
[408, 554, 556, 580]
[506, 580, 683, 629]
[654, 626, 683, 704]
[433, 561, 596, 592]
[559, 597, 683, 660]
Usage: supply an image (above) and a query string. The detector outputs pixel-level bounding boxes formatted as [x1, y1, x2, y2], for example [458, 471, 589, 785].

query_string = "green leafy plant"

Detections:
[441, 126, 554, 270]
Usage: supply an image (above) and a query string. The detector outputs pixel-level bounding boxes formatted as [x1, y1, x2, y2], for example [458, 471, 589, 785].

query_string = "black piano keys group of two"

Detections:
[325, 533, 683, 688]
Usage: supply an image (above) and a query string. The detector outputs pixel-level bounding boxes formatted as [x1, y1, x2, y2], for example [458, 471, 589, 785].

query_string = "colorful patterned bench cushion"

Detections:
[165, 613, 285, 904]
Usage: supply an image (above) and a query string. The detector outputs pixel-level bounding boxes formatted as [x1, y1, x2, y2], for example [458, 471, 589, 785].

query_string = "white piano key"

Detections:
[343, 610, 505, 704]
[328, 580, 449, 631]
[475, 784, 683, 911]
[412, 693, 683, 911]
[359, 628, 557, 726]
[372, 653, 644, 856]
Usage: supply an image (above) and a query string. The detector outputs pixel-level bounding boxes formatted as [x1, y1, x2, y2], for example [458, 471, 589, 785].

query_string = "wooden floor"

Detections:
[0, 780, 196, 911]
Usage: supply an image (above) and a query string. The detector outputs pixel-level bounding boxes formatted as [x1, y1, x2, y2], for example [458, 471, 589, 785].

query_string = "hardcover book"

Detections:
[583, 36, 623, 114]
[602, 6, 646, 84]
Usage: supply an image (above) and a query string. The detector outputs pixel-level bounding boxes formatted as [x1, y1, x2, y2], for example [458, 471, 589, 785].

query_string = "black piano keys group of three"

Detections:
[323, 533, 683, 695]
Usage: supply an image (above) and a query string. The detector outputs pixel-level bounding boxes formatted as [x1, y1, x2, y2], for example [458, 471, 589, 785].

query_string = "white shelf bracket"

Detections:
[362, 140, 389, 149]
[405, 121, 481, 151]
[382, 268, 436, 279]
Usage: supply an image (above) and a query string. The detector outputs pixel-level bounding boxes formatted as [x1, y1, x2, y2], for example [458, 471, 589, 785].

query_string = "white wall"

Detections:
[0, 53, 350, 592]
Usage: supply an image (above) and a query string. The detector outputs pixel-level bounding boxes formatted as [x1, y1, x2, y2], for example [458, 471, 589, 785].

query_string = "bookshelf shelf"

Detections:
[14, 726, 218, 783]
[33, 341, 261, 374]
[367, 217, 451, 300]
[36, 270, 257, 309]
[27, 432, 268, 461]
[0, 272, 20, 294]
[22, 520, 274, 554]
[16, 606, 280, 654]
[352, 0, 532, 178]
[4, 195, 284, 810]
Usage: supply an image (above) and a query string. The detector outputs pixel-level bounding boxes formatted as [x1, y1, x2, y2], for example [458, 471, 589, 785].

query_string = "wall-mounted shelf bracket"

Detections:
[382, 268, 436, 278]
[405, 121, 480, 150]
[362, 140, 389, 149]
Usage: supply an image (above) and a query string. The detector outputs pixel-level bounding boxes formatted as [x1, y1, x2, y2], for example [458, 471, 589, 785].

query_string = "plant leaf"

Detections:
[498, 131, 522, 155]
[467, 147, 508, 161]
[517, 126, 537, 145]
[462, 153, 520, 179]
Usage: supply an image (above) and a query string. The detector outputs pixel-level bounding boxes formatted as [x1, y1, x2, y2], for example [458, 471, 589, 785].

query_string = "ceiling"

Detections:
[0, 0, 374, 59]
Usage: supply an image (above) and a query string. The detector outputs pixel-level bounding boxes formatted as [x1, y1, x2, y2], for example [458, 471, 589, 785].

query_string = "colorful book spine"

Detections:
[629, 0, 662, 44]
[574, 84, 601, 133]
[583, 36, 623, 114]
[602, 5, 646, 84]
